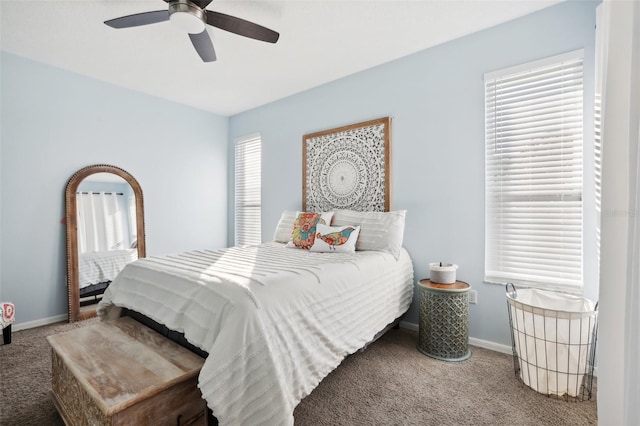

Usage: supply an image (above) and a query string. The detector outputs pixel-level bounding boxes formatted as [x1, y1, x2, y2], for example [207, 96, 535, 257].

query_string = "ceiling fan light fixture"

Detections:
[168, 0, 205, 34]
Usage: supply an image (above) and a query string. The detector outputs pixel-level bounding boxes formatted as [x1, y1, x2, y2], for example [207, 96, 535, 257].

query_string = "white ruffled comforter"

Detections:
[97, 242, 413, 425]
[78, 249, 137, 288]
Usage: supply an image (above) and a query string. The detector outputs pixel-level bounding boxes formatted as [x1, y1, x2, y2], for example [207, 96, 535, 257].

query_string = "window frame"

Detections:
[234, 133, 262, 247]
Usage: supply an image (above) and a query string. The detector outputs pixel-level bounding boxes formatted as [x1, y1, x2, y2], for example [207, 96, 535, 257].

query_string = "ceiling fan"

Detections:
[104, 0, 280, 62]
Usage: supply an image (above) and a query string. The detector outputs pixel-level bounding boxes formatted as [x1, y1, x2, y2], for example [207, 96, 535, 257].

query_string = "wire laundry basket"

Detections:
[506, 284, 598, 401]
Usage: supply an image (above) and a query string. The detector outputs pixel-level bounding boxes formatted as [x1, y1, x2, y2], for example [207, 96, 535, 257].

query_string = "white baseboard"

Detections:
[399, 321, 512, 355]
[399, 321, 598, 376]
[12, 314, 67, 332]
[468, 337, 512, 355]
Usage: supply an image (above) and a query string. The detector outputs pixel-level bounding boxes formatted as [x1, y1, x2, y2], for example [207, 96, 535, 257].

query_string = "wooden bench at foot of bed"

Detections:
[46, 317, 207, 426]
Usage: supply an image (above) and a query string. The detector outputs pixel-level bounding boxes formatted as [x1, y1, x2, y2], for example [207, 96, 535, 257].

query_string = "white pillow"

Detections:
[273, 210, 298, 243]
[331, 210, 406, 258]
[310, 224, 361, 253]
[286, 211, 334, 249]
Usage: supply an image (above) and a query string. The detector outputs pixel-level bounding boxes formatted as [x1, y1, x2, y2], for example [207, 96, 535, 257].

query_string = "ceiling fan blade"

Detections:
[104, 10, 169, 29]
[191, 0, 214, 9]
[205, 11, 279, 43]
[189, 30, 217, 62]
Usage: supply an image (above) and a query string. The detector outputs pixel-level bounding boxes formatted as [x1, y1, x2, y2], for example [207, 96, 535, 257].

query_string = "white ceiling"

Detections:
[1, 0, 562, 116]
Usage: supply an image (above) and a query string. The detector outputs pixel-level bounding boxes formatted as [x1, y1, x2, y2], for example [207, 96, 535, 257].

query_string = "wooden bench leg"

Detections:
[3, 324, 11, 344]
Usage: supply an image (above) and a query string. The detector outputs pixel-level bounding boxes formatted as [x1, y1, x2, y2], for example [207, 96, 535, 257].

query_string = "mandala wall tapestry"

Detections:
[303, 117, 391, 212]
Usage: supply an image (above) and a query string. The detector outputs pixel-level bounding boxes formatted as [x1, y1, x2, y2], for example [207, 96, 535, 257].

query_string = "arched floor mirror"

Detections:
[65, 164, 146, 322]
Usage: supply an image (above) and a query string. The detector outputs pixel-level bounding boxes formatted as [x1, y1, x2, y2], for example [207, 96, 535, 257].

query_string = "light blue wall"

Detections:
[229, 0, 599, 346]
[0, 52, 229, 324]
[77, 181, 130, 194]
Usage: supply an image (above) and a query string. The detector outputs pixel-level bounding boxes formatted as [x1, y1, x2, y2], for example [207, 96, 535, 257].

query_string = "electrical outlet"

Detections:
[469, 290, 478, 304]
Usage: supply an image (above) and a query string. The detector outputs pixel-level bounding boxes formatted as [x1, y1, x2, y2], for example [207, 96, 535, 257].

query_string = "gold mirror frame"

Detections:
[65, 164, 146, 322]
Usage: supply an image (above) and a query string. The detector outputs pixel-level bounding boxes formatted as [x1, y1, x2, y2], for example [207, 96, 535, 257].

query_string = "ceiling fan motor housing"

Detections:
[169, 0, 205, 34]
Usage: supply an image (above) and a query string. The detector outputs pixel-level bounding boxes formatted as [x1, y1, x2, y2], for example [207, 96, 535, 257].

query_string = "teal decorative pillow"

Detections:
[287, 212, 333, 249]
[310, 224, 360, 253]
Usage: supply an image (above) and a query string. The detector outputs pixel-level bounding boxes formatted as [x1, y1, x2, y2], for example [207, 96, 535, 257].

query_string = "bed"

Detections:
[78, 249, 138, 298]
[97, 209, 413, 425]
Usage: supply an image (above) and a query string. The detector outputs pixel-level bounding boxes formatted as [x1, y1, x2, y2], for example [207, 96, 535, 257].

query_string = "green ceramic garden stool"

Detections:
[417, 279, 471, 361]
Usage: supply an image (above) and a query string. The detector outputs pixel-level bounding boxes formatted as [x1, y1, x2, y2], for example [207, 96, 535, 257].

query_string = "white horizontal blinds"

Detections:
[594, 92, 602, 263]
[594, 8, 604, 269]
[235, 134, 262, 246]
[485, 51, 584, 290]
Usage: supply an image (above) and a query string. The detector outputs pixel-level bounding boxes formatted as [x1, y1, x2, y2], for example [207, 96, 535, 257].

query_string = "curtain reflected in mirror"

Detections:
[66, 165, 145, 322]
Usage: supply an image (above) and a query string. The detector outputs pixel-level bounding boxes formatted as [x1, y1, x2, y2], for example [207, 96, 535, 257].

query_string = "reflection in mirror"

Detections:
[77, 173, 137, 306]
[65, 165, 145, 322]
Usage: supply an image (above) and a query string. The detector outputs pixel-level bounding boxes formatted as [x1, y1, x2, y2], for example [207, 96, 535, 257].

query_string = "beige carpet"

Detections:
[0, 320, 597, 425]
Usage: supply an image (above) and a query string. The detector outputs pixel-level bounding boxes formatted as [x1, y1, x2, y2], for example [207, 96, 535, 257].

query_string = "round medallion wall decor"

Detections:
[303, 117, 390, 212]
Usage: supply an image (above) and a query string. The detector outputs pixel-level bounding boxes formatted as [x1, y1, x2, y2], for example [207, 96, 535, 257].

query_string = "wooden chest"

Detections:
[47, 317, 207, 426]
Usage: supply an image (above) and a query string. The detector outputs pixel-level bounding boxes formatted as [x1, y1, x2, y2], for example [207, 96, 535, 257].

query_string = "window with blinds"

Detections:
[484, 50, 584, 291]
[594, 6, 604, 276]
[235, 134, 261, 246]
